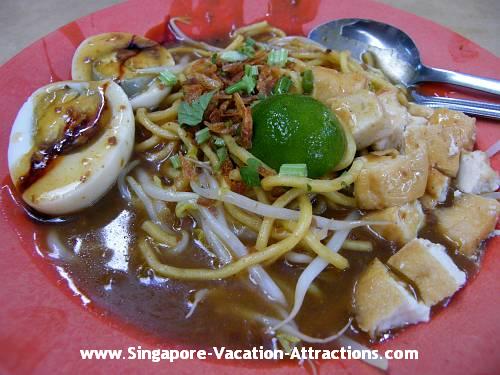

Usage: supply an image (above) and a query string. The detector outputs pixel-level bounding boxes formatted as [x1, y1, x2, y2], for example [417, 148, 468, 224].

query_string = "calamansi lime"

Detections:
[250, 94, 346, 178]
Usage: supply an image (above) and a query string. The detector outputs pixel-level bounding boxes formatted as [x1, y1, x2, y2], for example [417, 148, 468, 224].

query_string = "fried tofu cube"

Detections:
[354, 144, 429, 209]
[420, 168, 450, 209]
[371, 90, 409, 150]
[363, 201, 425, 245]
[404, 124, 460, 177]
[354, 258, 430, 337]
[456, 151, 499, 194]
[329, 90, 385, 149]
[311, 66, 367, 104]
[435, 193, 500, 256]
[428, 108, 476, 151]
[387, 238, 466, 306]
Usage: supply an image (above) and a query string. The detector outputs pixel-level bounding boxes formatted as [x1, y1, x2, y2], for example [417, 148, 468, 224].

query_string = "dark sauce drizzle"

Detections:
[19, 83, 108, 192]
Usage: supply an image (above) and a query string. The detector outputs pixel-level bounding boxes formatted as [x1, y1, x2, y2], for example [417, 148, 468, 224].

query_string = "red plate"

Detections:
[0, 0, 498, 374]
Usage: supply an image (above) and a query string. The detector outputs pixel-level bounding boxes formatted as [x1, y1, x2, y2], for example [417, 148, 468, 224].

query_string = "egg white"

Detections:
[8, 80, 134, 215]
[71, 32, 174, 110]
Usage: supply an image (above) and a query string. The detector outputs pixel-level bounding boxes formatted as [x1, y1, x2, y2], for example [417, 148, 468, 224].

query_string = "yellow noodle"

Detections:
[339, 51, 350, 73]
[225, 34, 244, 51]
[290, 52, 324, 60]
[140, 195, 312, 280]
[147, 100, 181, 123]
[256, 188, 303, 250]
[397, 89, 409, 106]
[281, 221, 349, 269]
[137, 109, 179, 140]
[149, 141, 176, 162]
[253, 187, 271, 204]
[135, 135, 161, 152]
[342, 240, 373, 252]
[305, 59, 325, 67]
[141, 221, 178, 247]
[362, 51, 375, 66]
[228, 169, 242, 181]
[261, 159, 363, 192]
[200, 143, 219, 168]
[224, 201, 288, 242]
[234, 21, 270, 36]
[167, 46, 213, 57]
[164, 91, 184, 106]
[163, 122, 198, 157]
[224, 203, 262, 232]
[348, 59, 364, 73]
[222, 135, 276, 175]
[321, 191, 357, 207]
[268, 27, 286, 38]
[323, 50, 342, 66]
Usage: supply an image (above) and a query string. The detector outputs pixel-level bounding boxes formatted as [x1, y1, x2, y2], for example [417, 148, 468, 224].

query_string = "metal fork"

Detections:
[409, 89, 500, 120]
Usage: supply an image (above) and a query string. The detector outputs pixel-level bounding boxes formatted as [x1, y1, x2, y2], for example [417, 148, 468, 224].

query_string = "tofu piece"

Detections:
[371, 90, 409, 151]
[404, 124, 461, 177]
[435, 193, 500, 256]
[354, 258, 430, 337]
[329, 90, 385, 149]
[311, 66, 367, 105]
[420, 168, 450, 209]
[428, 108, 476, 151]
[363, 201, 425, 245]
[354, 142, 429, 209]
[407, 102, 434, 118]
[387, 238, 466, 306]
[456, 151, 499, 194]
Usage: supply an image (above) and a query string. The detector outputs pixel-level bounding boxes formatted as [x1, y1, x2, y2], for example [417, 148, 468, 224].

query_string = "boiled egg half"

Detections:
[8, 80, 134, 215]
[72, 32, 175, 110]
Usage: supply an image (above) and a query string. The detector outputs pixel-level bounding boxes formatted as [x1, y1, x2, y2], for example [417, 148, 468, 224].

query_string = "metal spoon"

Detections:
[308, 18, 500, 96]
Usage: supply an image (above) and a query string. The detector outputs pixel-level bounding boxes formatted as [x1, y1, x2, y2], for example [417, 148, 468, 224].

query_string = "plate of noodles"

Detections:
[0, 0, 499, 374]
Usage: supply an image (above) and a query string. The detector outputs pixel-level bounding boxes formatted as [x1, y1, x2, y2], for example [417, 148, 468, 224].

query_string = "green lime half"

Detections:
[250, 94, 346, 178]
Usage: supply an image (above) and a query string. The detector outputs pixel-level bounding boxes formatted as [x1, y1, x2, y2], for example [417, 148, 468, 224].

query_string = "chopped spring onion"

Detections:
[240, 158, 261, 187]
[215, 147, 228, 171]
[272, 76, 293, 95]
[267, 48, 288, 67]
[212, 136, 225, 147]
[302, 69, 314, 94]
[225, 65, 259, 95]
[216, 147, 228, 163]
[211, 53, 218, 64]
[195, 128, 211, 144]
[245, 64, 259, 77]
[279, 163, 308, 177]
[239, 38, 256, 57]
[225, 75, 255, 95]
[170, 154, 181, 169]
[220, 50, 248, 62]
[158, 69, 177, 86]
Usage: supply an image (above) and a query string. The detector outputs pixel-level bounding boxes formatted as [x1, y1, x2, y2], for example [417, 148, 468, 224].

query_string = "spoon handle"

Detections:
[410, 90, 500, 120]
[418, 65, 500, 96]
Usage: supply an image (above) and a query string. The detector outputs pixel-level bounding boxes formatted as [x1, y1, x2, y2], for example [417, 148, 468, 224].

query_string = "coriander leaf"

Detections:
[240, 158, 261, 187]
[178, 91, 216, 126]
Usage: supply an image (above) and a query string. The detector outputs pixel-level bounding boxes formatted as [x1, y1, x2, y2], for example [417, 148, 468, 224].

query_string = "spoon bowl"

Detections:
[308, 18, 500, 95]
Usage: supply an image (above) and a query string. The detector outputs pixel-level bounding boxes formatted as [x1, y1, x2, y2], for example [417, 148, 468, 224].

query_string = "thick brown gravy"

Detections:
[37, 169, 479, 350]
